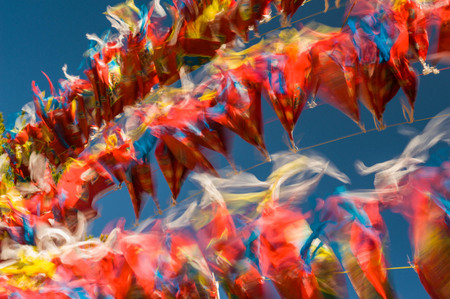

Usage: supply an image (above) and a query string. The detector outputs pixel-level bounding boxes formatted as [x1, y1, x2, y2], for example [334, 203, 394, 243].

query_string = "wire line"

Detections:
[150, 111, 450, 218]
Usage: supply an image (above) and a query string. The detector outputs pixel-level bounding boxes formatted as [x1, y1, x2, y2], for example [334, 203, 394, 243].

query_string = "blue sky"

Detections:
[1, 1, 449, 297]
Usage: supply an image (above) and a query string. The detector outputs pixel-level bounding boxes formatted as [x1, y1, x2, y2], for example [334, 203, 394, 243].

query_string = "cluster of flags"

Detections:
[0, 121, 449, 297]
[2, 0, 449, 221]
[0, 0, 449, 297]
